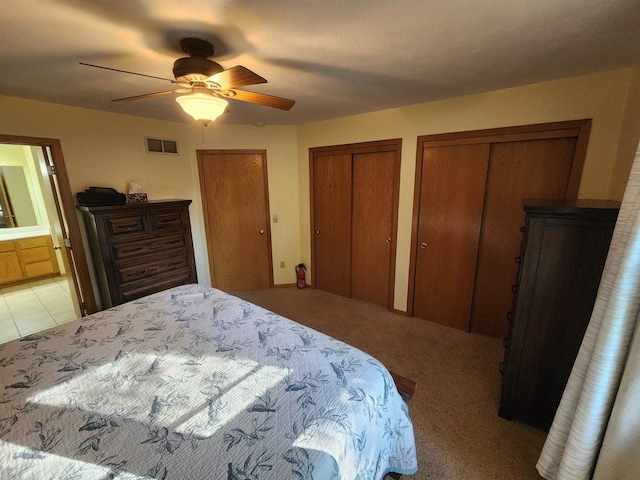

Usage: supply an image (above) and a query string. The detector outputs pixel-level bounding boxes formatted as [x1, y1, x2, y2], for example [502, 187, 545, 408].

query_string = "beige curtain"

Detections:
[536, 144, 640, 479]
[594, 318, 640, 479]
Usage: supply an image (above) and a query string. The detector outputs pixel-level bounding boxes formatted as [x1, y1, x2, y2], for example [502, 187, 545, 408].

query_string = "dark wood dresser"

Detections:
[498, 199, 619, 429]
[78, 200, 197, 309]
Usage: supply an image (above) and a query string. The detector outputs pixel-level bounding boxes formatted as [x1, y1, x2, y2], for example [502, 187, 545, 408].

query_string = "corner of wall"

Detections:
[609, 65, 640, 200]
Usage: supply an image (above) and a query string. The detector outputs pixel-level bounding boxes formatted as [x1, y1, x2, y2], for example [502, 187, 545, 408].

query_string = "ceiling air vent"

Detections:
[145, 137, 179, 155]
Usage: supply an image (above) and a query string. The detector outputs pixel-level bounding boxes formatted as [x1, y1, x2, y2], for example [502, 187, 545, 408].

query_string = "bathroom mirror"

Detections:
[0, 165, 40, 228]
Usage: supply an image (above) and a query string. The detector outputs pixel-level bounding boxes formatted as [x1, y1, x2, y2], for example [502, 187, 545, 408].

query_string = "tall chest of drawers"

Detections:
[498, 200, 619, 430]
[78, 200, 197, 308]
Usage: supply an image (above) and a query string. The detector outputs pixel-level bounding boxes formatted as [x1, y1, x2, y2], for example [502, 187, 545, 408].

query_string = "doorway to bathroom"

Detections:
[0, 134, 95, 342]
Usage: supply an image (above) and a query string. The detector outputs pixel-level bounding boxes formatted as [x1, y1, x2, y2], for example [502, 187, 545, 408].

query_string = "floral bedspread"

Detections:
[0, 284, 417, 479]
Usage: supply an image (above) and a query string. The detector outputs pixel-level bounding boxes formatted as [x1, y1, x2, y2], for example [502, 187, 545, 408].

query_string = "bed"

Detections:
[0, 284, 417, 479]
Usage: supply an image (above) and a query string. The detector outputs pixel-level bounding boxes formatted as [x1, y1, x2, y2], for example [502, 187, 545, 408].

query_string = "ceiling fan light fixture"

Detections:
[176, 93, 228, 126]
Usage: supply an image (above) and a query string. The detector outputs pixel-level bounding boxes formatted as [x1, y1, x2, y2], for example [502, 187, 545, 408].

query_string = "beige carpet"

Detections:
[232, 287, 546, 480]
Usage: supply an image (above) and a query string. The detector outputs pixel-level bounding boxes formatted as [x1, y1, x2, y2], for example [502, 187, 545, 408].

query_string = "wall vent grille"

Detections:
[145, 137, 179, 155]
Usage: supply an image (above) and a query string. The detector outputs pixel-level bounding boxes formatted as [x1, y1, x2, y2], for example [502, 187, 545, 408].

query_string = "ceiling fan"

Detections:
[81, 38, 295, 125]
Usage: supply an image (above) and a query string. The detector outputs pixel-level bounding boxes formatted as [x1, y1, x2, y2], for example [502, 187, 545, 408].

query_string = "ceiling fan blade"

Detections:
[229, 89, 295, 110]
[80, 62, 177, 84]
[112, 89, 179, 102]
[208, 66, 267, 89]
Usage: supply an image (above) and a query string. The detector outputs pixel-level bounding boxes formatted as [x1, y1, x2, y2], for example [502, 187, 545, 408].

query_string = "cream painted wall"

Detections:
[610, 65, 640, 199]
[0, 95, 299, 297]
[297, 68, 637, 312]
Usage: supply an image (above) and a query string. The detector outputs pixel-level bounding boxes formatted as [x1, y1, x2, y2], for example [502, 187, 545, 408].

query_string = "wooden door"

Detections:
[413, 144, 490, 329]
[42, 145, 86, 314]
[312, 154, 352, 297]
[470, 138, 576, 337]
[198, 150, 273, 291]
[352, 151, 397, 307]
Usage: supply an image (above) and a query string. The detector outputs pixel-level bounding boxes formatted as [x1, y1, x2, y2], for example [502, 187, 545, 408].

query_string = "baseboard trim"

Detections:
[274, 283, 313, 288]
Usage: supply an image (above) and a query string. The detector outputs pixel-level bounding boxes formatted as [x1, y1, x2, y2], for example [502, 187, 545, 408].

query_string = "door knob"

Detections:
[259, 229, 265, 234]
[316, 230, 320, 234]
[386, 238, 392, 244]
[420, 242, 427, 249]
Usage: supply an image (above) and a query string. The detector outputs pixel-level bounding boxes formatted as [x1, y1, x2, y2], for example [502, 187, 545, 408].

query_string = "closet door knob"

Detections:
[316, 230, 320, 234]
[259, 229, 265, 234]
[420, 242, 427, 249]
[386, 238, 392, 244]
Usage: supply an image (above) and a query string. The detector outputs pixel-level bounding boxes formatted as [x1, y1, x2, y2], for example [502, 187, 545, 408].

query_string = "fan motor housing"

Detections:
[173, 57, 224, 82]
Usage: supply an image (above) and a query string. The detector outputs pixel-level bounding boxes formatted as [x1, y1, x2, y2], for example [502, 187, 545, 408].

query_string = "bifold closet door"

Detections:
[313, 154, 352, 297]
[470, 137, 576, 337]
[351, 151, 396, 307]
[413, 144, 490, 330]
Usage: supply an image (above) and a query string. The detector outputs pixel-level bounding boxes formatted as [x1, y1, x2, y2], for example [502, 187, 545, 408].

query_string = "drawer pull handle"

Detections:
[503, 337, 509, 348]
[499, 362, 505, 374]
[149, 241, 181, 250]
[519, 226, 526, 233]
[129, 268, 157, 278]
[507, 312, 513, 321]
[511, 284, 518, 293]
[122, 247, 143, 253]
[119, 223, 141, 229]
[514, 256, 521, 264]
[167, 262, 183, 267]
[158, 218, 177, 224]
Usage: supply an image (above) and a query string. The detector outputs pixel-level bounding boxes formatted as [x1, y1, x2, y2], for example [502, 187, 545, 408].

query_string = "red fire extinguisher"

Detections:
[295, 263, 307, 289]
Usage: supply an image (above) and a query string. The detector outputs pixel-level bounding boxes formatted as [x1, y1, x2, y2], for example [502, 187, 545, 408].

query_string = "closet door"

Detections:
[411, 121, 589, 336]
[198, 150, 273, 291]
[313, 154, 352, 297]
[470, 137, 576, 337]
[413, 144, 490, 329]
[311, 139, 401, 307]
[352, 151, 397, 307]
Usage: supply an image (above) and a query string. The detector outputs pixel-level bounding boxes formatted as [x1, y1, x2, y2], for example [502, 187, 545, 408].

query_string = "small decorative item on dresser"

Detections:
[126, 182, 148, 204]
[125, 193, 148, 204]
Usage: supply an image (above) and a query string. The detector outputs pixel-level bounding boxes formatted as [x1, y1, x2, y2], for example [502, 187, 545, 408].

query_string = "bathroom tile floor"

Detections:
[0, 276, 78, 344]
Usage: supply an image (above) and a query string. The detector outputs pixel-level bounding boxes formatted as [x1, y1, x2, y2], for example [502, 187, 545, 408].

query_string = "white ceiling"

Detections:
[1, 0, 639, 126]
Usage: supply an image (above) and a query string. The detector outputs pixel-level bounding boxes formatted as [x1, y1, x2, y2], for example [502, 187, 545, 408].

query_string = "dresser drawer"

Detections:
[119, 272, 192, 304]
[116, 254, 189, 285]
[111, 233, 186, 261]
[150, 210, 184, 231]
[106, 215, 148, 237]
